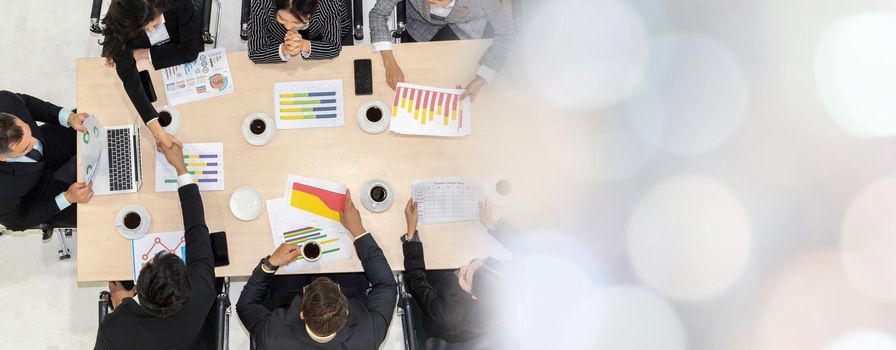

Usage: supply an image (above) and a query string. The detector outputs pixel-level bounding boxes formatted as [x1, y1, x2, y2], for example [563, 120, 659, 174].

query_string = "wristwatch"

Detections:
[261, 255, 278, 272]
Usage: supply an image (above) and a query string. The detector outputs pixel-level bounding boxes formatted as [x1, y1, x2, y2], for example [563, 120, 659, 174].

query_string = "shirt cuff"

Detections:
[300, 49, 311, 59]
[175, 173, 193, 188]
[55, 193, 72, 211]
[476, 65, 498, 83]
[279, 44, 292, 61]
[353, 232, 371, 241]
[401, 230, 421, 243]
[372, 41, 394, 53]
[58, 109, 72, 127]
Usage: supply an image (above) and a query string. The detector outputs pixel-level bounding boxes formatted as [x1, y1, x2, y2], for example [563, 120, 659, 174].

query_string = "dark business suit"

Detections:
[237, 234, 397, 349]
[103, 0, 203, 125]
[94, 183, 217, 350]
[0, 91, 75, 231]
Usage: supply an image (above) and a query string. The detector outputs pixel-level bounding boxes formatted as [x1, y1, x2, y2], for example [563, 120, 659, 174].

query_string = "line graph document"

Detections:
[412, 178, 484, 225]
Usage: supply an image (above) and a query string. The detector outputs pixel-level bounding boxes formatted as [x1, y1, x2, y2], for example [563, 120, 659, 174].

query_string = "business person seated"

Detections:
[94, 143, 216, 350]
[236, 190, 397, 349]
[401, 199, 510, 345]
[0, 91, 92, 234]
[100, 0, 203, 150]
[370, 0, 517, 100]
[248, 0, 352, 63]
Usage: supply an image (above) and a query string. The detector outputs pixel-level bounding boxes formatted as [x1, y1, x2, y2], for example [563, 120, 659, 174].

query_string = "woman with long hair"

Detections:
[247, 0, 351, 64]
[100, 0, 203, 149]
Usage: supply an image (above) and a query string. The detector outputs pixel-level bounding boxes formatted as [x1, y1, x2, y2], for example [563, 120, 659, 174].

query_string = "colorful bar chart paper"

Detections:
[265, 198, 353, 273]
[155, 142, 225, 192]
[282, 175, 346, 222]
[390, 83, 472, 137]
[162, 48, 234, 105]
[281, 226, 343, 260]
[131, 231, 186, 281]
[274, 80, 345, 129]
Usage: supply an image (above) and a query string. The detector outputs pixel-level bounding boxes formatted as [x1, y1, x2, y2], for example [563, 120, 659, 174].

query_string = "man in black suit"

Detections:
[94, 142, 217, 350]
[237, 190, 398, 349]
[0, 91, 93, 234]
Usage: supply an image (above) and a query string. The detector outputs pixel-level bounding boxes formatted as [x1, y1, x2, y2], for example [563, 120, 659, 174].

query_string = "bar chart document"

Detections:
[155, 142, 225, 192]
[162, 48, 235, 105]
[412, 178, 484, 225]
[274, 80, 345, 129]
[282, 175, 347, 224]
[390, 83, 472, 137]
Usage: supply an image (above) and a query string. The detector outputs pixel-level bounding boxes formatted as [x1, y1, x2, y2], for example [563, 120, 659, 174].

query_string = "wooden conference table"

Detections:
[76, 40, 514, 282]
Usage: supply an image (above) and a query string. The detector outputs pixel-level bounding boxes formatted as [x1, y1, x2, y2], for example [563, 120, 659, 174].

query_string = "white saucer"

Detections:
[361, 179, 394, 213]
[242, 113, 276, 146]
[155, 105, 182, 135]
[115, 205, 151, 240]
[230, 186, 264, 221]
[356, 101, 390, 134]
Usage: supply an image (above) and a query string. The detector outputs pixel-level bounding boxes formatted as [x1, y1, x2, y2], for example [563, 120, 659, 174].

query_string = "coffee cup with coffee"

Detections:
[116, 204, 151, 239]
[242, 112, 276, 146]
[122, 212, 142, 230]
[370, 185, 387, 203]
[356, 101, 390, 134]
[155, 105, 182, 135]
[302, 240, 323, 262]
[249, 118, 267, 135]
[366, 106, 383, 123]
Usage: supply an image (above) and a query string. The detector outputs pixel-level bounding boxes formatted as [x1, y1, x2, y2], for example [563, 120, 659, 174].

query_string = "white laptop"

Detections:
[80, 115, 144, 195]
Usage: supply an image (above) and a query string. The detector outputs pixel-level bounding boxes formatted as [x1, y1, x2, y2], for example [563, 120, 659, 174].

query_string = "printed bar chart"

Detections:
[155, 143, 225, 192]
[390, 83, 471, 137]
[274, 80, 345, 129]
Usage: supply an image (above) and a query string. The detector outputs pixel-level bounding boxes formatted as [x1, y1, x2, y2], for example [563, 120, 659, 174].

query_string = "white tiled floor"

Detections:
[0, 1, 403, 349]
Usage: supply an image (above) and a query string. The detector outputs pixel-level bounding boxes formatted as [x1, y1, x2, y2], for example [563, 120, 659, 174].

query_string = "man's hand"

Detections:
[67, 112, 89, 132]
[340, 189, 367, 238]
[404, 198, 418, 236]
[461, 76, 487, 102]
[478, 200, 494, 230]
[149, 121, 183, 151]
[385, 60, 405, 90]
[269, 243, 303, 267]
[109, 281, 136, 309]
[159, 142, 187, 175]
[133, 48, 150, 62]
[64, 182, 94, 204]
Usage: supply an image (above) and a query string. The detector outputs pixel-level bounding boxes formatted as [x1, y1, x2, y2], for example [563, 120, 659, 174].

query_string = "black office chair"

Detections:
[98, 277, 232, 349]
[397, 273, 419, 350]
[90, 0, 221, 46]
[0, 223, 73, 260]
[240, 0, 364, 45]
[391, 0, 408, 39]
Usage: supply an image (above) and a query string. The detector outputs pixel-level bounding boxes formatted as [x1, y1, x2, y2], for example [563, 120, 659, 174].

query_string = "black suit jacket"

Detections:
[94, 184, 217, 350]
[0, 91, 70, 231]
[104, 0, 203, 125]
[236, 234, 398, 349]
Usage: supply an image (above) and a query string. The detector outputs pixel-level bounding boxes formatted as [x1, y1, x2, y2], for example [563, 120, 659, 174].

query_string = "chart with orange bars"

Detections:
[390, 82, 472, 137]
[274, 80, 345, 129]
[282, 175, 347, 222]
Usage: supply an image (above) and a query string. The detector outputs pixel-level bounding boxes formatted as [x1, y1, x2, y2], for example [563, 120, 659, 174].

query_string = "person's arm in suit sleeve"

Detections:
[0, 195, 62, 232]
[476, 0, 517, 82]
[111, 49, 160, 125]
[247, 0, 289, 63]
[12, 92, 67, 126]
[355, 233, 398, 343]
[368, 0, 401, 52]
[401, 233, 457, 329]
[149, 2, 203, 69]
[236, 262, 275, 337]
[304, 1, 343, 60]
[177, 174, 214, 290]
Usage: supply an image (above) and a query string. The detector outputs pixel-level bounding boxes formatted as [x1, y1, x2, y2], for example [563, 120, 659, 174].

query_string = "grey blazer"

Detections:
[369, 0, 516, 73]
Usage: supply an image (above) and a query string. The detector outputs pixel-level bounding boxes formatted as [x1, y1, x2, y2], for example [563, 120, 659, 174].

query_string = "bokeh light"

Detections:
[625, 33, 749, 155]
[627, 175, 752, 301]
[825, 331, 896, 350]
[815, 12, 896, 138]
[841, 177, 896, 303]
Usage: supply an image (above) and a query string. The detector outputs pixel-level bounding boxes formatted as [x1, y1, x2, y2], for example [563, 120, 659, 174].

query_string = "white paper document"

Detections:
[155, 142, 224, 192]
[412, 178, 484, 225]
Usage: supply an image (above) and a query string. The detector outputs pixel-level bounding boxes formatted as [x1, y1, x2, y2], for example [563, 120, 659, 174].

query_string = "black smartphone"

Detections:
[354, 59, 373, 96]
[139, 70, 158, 103]
[210, 231, 230, 267]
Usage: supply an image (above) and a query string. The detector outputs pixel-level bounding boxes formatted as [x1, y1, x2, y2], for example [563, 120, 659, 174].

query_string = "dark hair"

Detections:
[0, 112, 24, 156]
[301, 277, 349, 336]
[274, 0, 319, 20]
[137, 253, 192, 318]
[100, 0, 172, 58]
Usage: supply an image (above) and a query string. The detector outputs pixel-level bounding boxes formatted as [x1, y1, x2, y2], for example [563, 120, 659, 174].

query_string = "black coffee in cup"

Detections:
[250, 119, 266, 135]
[366, 106, 383, 123]
[158, 111, 172, 127]
[370, 185, 387, 202]
[123, 212, 142, 230]
[496, 180, 512, 196]
[303, 241, 322, 260]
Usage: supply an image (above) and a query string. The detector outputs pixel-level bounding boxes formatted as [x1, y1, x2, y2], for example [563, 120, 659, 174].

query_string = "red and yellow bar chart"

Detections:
[274, 80, 345, 129]
[390, 83, 471, 137]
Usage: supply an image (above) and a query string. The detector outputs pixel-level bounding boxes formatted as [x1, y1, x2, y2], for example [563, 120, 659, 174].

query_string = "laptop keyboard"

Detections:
[107, 128, 133, 192]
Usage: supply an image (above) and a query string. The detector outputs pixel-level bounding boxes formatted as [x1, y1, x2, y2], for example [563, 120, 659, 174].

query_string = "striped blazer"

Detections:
[248, 0, 351, 63]
[369, 0, 516, 73]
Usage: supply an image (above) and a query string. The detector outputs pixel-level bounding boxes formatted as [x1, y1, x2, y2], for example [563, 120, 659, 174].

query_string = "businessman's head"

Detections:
[274, 0, 319, 31]
[0, 112, 35, 160]
[137, 251, 191, 318]
[300, 277, 349, 338]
